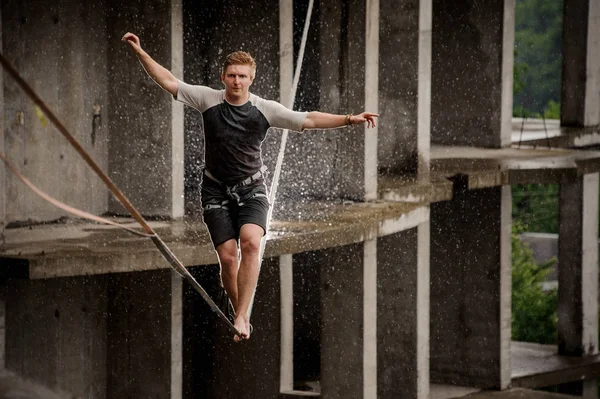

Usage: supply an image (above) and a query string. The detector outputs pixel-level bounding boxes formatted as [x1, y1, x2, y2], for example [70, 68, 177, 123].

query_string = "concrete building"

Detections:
[0, 0, 599, 398]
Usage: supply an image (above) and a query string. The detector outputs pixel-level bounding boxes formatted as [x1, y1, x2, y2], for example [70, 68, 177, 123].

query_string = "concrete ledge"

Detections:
[511, 341, 600, 389]
[0, 201, 428, 279]
[0, 368, 72, 399]
[431, 145, 600, 189]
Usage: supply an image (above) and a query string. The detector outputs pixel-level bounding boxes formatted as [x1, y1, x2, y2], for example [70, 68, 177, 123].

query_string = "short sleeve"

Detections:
[175, 80, 222, 113]
[259, 99, 308, 132]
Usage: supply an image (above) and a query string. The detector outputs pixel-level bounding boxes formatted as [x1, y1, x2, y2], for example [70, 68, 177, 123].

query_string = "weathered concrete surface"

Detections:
[561, 0, 600, 128]
[378, 0, 431, 178]
[431, 0, 514, 148]
[106, 0, 183, 218]
[5, 276, 107, 398]
[511, 342, 600, 389]
[462, 388, 579, 399]
[0, 200, 429, 279]
[2, 0, 109, 223]
[378, 224, 430, 399]
[558, 173, 599, 357]
[107, 270, 181, 399]
[431, 146, 600, 189]
[0, 4, 4, 245]
[0, 368, 73, 399]
[513, 118, 600, 148]
[430, 186, 511, 389]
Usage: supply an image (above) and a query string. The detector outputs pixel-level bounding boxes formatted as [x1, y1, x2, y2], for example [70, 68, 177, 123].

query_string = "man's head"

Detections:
[221, 51, 256, 104]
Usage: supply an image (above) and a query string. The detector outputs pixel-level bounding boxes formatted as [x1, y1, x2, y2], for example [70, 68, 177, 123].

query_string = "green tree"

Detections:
[512, 184, 559, 234]
[512, 225, 558, 344]
[513, 0, 563, 116]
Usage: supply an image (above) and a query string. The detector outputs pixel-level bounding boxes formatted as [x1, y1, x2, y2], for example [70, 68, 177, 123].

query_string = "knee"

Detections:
[240, 237, 261, 256]
[218, 250, 238, 270]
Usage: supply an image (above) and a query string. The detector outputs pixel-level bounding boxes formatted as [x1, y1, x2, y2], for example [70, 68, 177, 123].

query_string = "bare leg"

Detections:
[215, 239, 240, 313]
[233, 223, 263, 341]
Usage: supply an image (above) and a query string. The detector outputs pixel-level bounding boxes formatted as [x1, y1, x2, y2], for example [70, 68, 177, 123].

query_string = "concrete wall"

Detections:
[431, 0, 514, 148]
[5, 276, 108, 398]
[106, 0, 184, 218]
[2, 0, 109, 224]
[561, 0, 600, 127]
[430, 184, 511, 389]
[0, 3, 4, 245]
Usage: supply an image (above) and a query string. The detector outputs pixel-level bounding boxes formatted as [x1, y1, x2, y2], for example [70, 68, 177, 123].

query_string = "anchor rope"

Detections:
[0, 53, 243, 339]
[249, 0, 315, 318]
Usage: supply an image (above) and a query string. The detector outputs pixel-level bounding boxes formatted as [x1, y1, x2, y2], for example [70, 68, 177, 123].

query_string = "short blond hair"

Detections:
[222, 51, 257, 78]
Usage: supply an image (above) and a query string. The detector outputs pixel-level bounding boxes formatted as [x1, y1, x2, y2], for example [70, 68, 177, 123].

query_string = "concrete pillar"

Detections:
[107, 0, 184, 218]
[0, 4, 4, 245]
[558, 174, 599, 363]
[378, 223, 430, 399]
[430, 184, 512, 389]
[5, 276, 108, 397]
[379, 0, 431, 179]
[561, 0, 600, 127]
[431, 0, 515, 147]
[274, 0, 377, 208]
[107, 270, 182, 399]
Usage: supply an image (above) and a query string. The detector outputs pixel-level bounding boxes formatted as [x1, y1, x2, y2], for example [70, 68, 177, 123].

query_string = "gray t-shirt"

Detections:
[176, 81, 308, 185]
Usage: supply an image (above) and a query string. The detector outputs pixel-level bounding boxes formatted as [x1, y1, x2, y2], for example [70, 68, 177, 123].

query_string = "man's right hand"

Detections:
[122, 32, 142, 54]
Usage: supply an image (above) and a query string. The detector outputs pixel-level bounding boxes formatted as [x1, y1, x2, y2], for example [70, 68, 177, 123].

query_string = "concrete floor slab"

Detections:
[0, 200, 429, 278]
[512, 118, 600, 148]
[461, 388, 578, 399]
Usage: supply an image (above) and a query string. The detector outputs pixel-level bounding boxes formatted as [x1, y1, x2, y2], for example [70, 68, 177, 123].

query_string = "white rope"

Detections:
[249, 0, 315, 318]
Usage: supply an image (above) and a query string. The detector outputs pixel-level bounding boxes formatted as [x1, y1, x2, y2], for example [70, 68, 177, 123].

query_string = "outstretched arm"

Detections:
[122, 32, 178, 96]
[302, 111, 378, 130]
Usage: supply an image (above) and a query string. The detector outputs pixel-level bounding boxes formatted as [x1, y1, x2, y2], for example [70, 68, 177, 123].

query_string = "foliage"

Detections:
[513, 0, 564, 115]
[512, 225, 558, 344]
[512, 184, 559, 234]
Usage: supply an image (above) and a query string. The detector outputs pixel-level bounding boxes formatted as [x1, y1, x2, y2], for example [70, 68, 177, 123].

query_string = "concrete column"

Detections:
[431, 0, 515, 147]
[379, 0, 431, 179]
[107, 0, 184, 218]
[5, 276, 108, 397]
[107, 270, 182, 399]
[561, 0, 600, 127]
[430, 185, 512, 389]
[558, 173, 599, 356]
[378, 223, 430, 399]
[0, 3, 4, 245]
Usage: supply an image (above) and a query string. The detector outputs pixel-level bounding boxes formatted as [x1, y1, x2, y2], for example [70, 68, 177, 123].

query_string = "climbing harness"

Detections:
[0, 53, 244, 339]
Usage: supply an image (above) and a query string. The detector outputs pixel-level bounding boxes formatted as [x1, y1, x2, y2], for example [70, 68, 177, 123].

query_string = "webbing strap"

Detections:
[250, 0, 315, 319]
[0, 53, 243, 339]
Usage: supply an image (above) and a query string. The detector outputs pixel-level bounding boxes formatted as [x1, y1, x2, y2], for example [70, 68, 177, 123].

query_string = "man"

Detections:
[122, 32, 378, 341]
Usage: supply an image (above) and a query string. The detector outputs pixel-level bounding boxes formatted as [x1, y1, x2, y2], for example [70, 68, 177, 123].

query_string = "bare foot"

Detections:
[233, 315, 251, 342]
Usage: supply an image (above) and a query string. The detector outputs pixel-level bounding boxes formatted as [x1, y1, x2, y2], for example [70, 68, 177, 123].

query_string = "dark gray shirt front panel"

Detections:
[176, 81, 308, 185]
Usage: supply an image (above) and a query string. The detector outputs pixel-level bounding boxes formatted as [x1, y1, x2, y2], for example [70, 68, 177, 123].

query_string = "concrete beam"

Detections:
[107, 0, 183, 218]
[107, 270, 182, 399]
[558, 172, 599, 356]
[561, 0, 600, 127]
[430, 185, 512, 389]
[431, 0, 515, 148]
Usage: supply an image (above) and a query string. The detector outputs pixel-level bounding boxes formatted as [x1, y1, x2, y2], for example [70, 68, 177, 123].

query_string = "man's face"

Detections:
[221, 64, 254, 101]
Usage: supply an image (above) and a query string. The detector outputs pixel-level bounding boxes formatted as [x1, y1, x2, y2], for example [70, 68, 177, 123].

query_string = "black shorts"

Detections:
[201, 175, 270, 248]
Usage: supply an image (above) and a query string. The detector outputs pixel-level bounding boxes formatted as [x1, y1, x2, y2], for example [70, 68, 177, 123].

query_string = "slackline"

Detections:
[0, 53, 243, 339]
